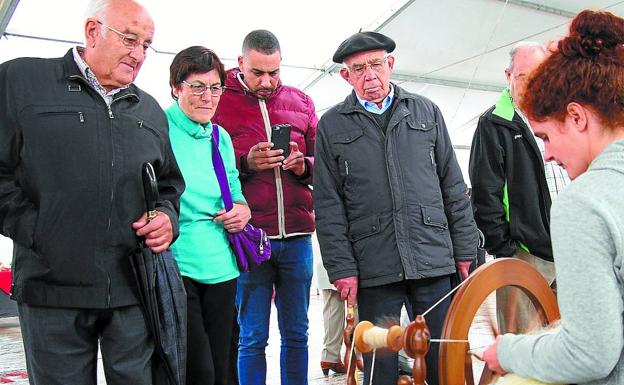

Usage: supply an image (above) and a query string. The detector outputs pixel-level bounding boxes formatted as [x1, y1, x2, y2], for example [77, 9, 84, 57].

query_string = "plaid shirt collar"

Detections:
[72, 46, 128, 105]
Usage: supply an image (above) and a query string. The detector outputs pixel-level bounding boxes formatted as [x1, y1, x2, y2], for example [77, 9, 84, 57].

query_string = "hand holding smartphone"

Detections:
[270, 124, 291, 158]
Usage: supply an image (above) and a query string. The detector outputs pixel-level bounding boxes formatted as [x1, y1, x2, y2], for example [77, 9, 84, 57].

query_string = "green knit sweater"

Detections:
[166, 102, 245, 284]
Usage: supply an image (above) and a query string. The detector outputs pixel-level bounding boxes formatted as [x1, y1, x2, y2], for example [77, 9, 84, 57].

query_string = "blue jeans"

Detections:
[236, 235, 313, 385]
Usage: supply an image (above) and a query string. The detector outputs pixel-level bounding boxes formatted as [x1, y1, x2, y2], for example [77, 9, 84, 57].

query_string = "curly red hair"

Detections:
[521, 9, 624, 129]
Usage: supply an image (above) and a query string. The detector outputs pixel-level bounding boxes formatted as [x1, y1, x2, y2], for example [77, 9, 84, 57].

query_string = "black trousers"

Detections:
[183, 277, 237, 385]
[358, 276, 452, 385]
[18, 303, 152, 385]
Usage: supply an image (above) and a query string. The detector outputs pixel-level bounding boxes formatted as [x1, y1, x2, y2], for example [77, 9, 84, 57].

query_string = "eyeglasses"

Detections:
[96, 20, 152, 53]
[348, 55, 390, 77]
[182, 81, 224, 97]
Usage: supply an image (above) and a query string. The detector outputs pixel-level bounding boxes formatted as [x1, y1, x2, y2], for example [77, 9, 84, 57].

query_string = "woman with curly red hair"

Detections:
[483, 9, 624, 384]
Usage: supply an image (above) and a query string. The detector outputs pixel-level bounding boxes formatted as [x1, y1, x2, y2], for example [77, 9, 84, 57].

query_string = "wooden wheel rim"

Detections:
[439, 258, 560, 384]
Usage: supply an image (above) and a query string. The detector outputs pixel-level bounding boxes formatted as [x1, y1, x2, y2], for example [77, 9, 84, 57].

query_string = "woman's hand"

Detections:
[214, 203, 251, 233]
[483, 335, 507, 375]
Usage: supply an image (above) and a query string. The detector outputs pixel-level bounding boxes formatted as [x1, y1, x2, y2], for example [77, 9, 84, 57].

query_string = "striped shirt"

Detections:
[72, 46, 127, 106]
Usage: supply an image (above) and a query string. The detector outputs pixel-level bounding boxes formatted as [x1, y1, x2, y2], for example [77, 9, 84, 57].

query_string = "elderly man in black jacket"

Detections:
[314, 31, 478, 385]
[0, 1, 184, 384]
[469, 42, 568, 333]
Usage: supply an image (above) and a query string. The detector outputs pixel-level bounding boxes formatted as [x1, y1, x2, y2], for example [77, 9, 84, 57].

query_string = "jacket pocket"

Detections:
[348, 214, 381, 242]
[330, 129, 364, 144]
[407, 120, 436, 132]
[135, 118, 163, 140]
[330, 130, 365, 189]
[421, 205, 448, 230]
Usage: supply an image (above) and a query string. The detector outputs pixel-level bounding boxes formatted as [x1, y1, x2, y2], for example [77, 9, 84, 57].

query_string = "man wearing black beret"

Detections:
[314, 31, 478, 385]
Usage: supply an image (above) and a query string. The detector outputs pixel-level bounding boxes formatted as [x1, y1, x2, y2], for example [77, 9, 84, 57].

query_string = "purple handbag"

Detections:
[211, 125, 271, 272]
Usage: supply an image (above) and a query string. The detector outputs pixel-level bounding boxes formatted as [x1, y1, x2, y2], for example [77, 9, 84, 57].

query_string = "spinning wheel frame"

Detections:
[439, 258, 560, 385]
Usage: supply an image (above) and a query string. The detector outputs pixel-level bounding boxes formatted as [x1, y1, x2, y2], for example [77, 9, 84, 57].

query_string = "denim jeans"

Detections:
[236, 235, 313, 385]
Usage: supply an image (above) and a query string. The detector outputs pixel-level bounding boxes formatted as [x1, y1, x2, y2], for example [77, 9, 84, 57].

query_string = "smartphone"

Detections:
[270, 124, 292, 158]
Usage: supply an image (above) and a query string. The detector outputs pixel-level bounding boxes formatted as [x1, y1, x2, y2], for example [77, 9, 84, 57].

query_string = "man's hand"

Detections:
[282, 142, 306, 176]
[132, 211, 173, 253]
[483, 335, 507, 375]
[214, 203, 251, 233]
[247, 142, 284, 171]
[333, 276, 358, 306]
[455, 260, 473, 280]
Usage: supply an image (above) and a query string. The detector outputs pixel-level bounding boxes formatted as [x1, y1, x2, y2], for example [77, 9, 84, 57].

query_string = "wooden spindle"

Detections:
[403, 315, 430, 385]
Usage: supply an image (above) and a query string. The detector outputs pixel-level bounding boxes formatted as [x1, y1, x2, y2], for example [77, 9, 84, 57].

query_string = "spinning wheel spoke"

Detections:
[439, 258, 560, 385]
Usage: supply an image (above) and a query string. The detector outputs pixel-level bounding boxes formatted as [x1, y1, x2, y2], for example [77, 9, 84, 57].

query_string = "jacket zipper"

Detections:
[106, 276, 112, 307]
[258, 99, 286, 237]
[495, 115, 552, 228]
[67, 74, 139, 307]
[104, 93, 138, 307]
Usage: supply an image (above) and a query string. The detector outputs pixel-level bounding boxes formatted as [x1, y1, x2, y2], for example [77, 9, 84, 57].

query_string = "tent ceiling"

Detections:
[1, 0, 623, 132]
[0, 0, 18, 35]
[304, 0, 624, 92]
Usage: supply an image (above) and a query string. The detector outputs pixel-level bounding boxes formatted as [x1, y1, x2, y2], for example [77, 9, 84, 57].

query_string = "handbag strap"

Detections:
[211, 125, 234, 211]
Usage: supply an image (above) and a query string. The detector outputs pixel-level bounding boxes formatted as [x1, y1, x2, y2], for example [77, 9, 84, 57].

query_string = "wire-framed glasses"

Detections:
[96, 20, 152, 53]
[182, 81, 224, 97]
[349, 55, 390, 77]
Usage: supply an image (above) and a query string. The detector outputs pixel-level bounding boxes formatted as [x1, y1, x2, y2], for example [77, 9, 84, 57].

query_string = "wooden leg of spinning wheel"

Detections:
[403, 315, 430, 385]
[464, 346, 475, 385]
[345, 350, 358, 385]
[344, 307, 359, 385]
[478, 368, 498, 385]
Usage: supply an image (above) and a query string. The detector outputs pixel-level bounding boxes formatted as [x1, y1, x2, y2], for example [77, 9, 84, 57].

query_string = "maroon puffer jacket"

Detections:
[213, 69, 317, 237]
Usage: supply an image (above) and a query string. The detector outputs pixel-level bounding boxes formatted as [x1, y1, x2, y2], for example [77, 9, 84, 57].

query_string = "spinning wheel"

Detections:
[349, 258, 559, 385]
[439, 258, 560, 385]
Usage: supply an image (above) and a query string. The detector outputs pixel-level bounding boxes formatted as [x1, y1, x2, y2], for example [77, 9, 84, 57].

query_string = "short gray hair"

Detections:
[508, 41, 546, 71]
[84, 0, 110, 23]
[84, 0, 110, 37]
[242, 30, 280, 55]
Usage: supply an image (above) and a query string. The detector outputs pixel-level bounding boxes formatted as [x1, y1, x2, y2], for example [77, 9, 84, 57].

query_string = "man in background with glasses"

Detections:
[469, 42, 567, 333]
[213, 29, 317, 385]
[314, 31, 478, 385]
[0, 1, 184, 384]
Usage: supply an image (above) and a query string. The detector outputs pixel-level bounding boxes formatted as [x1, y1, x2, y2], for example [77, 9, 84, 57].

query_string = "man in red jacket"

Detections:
[212, 29, 317, 385]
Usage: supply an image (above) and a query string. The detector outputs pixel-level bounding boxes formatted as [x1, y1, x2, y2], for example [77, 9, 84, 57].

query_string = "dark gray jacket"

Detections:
[314, 85, 477, 288]
[0, 50, 185, 308]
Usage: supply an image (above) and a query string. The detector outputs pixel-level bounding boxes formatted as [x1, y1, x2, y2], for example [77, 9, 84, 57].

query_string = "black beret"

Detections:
[332, 31, 396, 63]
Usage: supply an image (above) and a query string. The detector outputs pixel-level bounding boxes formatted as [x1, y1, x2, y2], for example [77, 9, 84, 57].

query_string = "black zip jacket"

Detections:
[0, 49, 185, 308]
[469, 89, 552, 261]
[314, 85, 477, 288]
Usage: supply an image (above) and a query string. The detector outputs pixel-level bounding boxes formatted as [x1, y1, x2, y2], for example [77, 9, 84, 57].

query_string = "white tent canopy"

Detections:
[1, 0, 623, 263]
[3, 1, 623, 126]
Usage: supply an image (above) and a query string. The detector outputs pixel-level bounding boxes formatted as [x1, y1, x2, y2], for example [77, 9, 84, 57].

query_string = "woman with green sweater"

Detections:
[166, 46, 250, 385]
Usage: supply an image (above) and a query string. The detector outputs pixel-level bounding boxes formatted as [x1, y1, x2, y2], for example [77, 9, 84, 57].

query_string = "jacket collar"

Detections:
[62, 48, 139, 102]
[492, 88, 516, 122]
[491, 88, 544, 162]
[336, 83, 410, 115]
[589, 139, 624, 175]
[167, 102, 213, 139]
